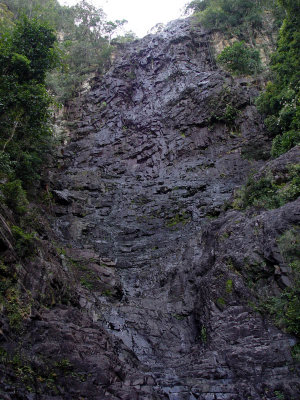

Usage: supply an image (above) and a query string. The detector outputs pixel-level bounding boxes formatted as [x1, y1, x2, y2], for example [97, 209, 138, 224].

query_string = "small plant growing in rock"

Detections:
[255, 228, 300, 337]
[208, 86, 241, 127]
[1, 180, 28, 216]
[54, 359, 73, 372]
[102, 289, 113, 297]
[274, 390, 285, 400]
[216, 297, 226, 309]
[232, 164, 300, 210]
[2, 286, 32, 331]
[291, 343, 300, 362]
[200, 326, 207, 343]
[11, 226, 36, 257]
[165, 211, 190, 228]
[225, 279, 233, 294]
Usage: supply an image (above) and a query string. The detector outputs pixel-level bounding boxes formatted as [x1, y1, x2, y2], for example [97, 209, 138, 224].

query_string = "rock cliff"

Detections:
[1, 17, 299, 400]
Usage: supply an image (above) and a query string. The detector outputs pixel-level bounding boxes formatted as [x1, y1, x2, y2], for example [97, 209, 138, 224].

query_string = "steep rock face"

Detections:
[12, 18, 297, 400]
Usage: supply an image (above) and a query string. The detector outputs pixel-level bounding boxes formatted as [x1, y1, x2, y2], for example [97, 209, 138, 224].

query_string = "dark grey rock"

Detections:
[1, 17, 299, 400]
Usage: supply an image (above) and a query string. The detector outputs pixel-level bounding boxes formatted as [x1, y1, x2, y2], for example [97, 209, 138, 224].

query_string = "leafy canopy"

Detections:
[185, 0, 283, 39]
[2, 0, 135, 102]
[256, 0, 300, 157]
[0, 16, 60, 187]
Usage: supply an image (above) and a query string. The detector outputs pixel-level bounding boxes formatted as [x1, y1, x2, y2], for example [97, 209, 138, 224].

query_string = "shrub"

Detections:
[271, 130, 300, 158]
[233, 164, 300, 210]
[186, 0, 281, 40]
[217, 41, 262, 75]
[262, 260, 300, 337]
[11, 225, 36, 257]
[1, 180, 28, 215]
[277, 227, 300, 264]
[233, 176, 279, 209]
[255, 1, 300, 158]
[253, 228, 300, 337]
[208, 86, 241, 126]
[0, 152, 14, 177]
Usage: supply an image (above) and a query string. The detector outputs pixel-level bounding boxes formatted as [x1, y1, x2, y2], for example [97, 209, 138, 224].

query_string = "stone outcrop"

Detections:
[1, 17, 299, 400]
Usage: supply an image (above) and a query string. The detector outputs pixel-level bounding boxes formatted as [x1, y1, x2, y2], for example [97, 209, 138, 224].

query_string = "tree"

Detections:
[2, 0, 134, 102]
[0, 16, 60, 186]
[256, 0, 300, 157]
[185, 0, 211, 14]
[185, 0, 284, 40]
[0, 2, 14, 33]
[111, 30, 137, 45]
[104, 19, 127, 44]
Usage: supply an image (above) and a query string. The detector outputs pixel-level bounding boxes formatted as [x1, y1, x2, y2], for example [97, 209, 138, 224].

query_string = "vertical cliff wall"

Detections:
[1, 17, 299, 400]
[48, 18, 299, 400]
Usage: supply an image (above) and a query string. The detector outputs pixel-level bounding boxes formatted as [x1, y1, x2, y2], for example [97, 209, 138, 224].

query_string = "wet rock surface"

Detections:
[49, 18, 299, 400]
[1, 18, 299, 400]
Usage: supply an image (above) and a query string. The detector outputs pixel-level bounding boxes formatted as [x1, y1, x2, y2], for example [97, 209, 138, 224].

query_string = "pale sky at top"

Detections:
[60, 0, 189, 37]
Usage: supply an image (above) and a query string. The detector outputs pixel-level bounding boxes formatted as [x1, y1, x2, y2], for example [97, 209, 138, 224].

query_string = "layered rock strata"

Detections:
[1, 17, 299, 400]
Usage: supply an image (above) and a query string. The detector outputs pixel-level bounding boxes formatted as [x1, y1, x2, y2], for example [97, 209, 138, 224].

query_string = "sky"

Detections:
[60, 0, 189, 37]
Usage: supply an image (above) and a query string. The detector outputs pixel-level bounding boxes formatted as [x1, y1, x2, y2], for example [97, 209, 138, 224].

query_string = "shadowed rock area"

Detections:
[1, 17, 299, 400]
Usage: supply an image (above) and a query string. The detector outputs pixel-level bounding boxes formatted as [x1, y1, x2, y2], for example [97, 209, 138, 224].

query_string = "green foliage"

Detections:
[165, 211, 190, 228]
[2, 0, 133, 103]
[0, 261, 16, 298]
[0, 151, 13, 176]
[111, 30, 137, 45]
[221, 104, 240, 125]
[200, 326, 207, 343]
[225, 279, 233, 294]
[0, 2, 14, 32]
[186, 0, 282, 39]
[0, 261, 31, 331]
[208, 86, 240, 126]
[11, 225, 36, 257]
[291, 343, 300, 362]
[0, 346, 88, 394]
[271, 130, 300, 158]
[277, 227, 300, 265]
[173, 313, 187, 320]
[4, 286, 32, 329]
[79, 276, 94, 290]
[263, 230, 300, 337]
[185, 0, 210, 14]
[1, 180, 28, 215]
[67, 256, 99, 290]
[43, 0, 130, 102]
[274, 391, 285, 400]
[2, 0, 63, 25]
[0, 1, 135, 192]
[0, 17, 60, 188]
[10, 17, 59, 82]
[233, 164, 300, 210]
[263, 285, 300, 336]
[54, 358, 73, 372]
[216, 297, 226, 307]
[0, 348, 36, 390]
[256, 0, 300, 157]
[102, 289, 113, 297]
[251, 228, 300, 337]
[217, 41, 261, 75]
